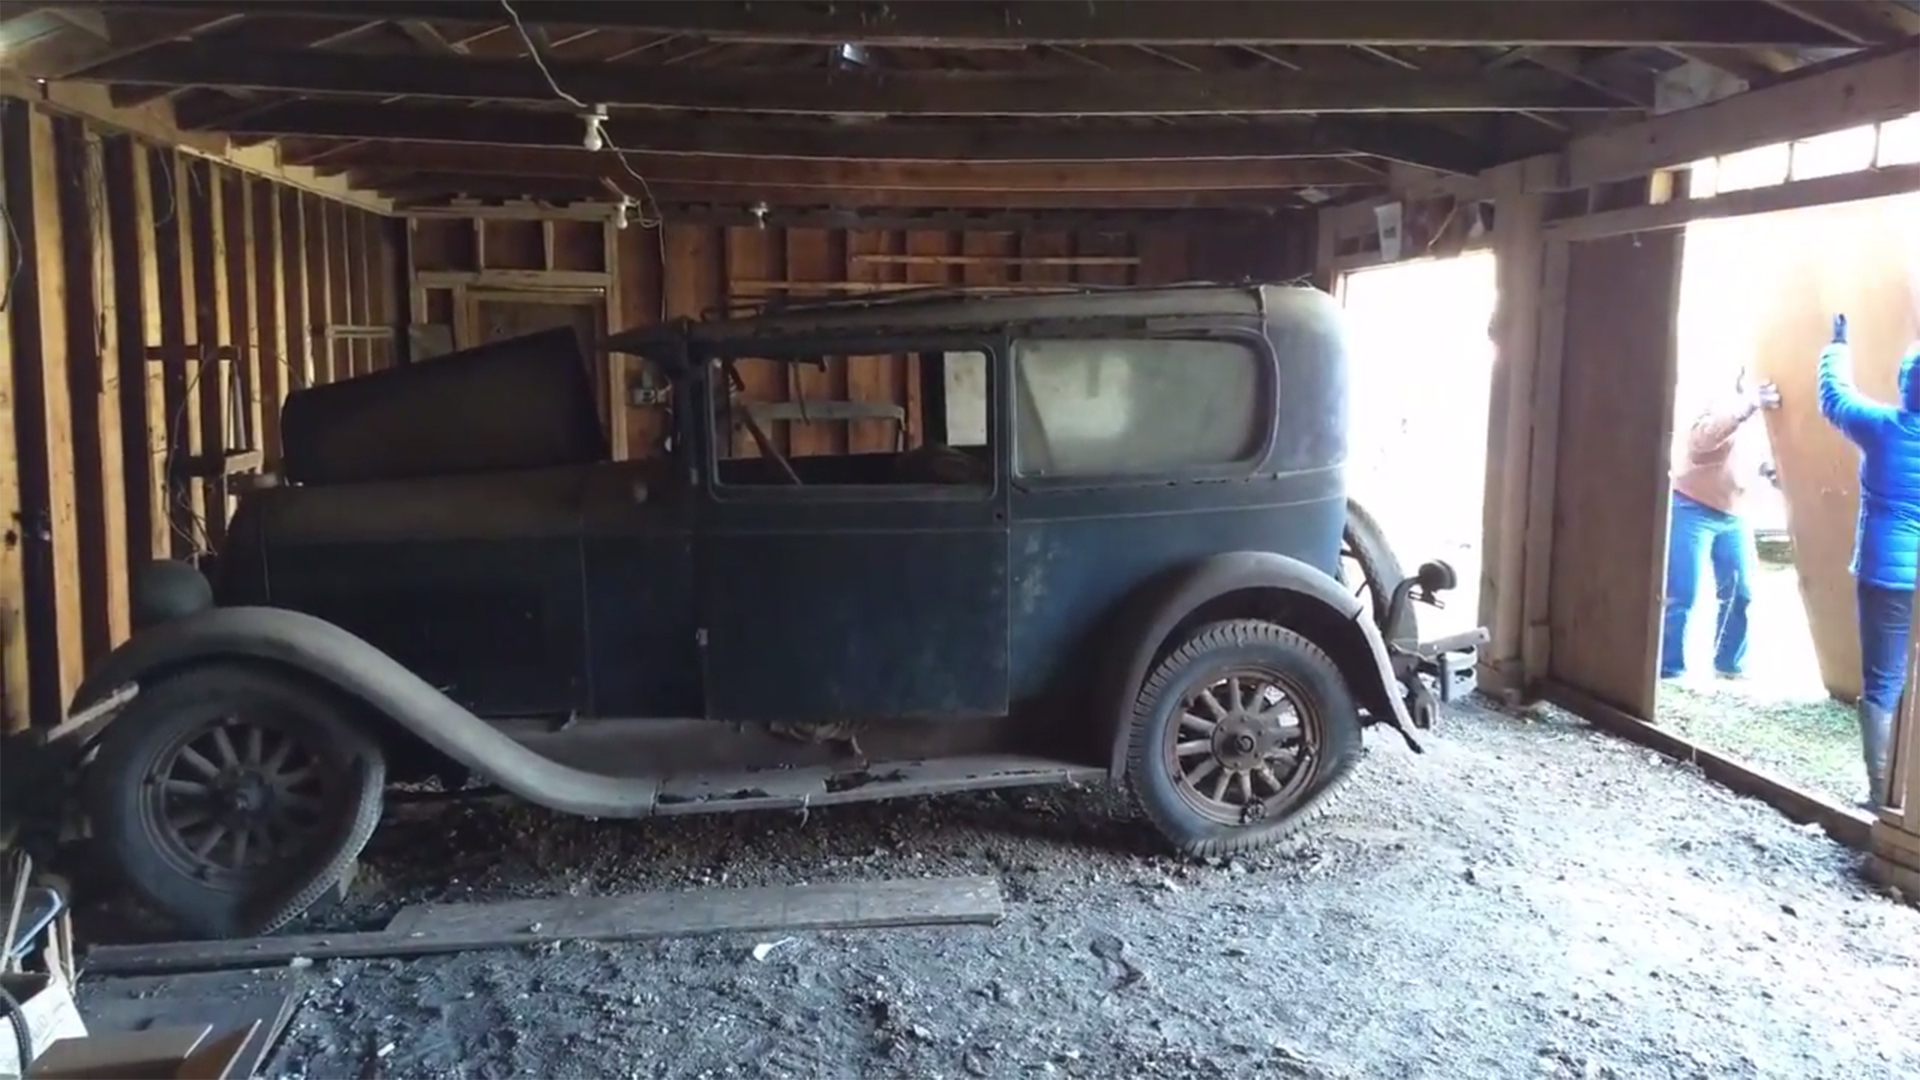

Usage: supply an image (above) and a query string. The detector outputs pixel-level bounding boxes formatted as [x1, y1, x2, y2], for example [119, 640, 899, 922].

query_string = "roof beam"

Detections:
[210, 100, 1481, 168]
[72, 44, 1627, 115]
[353, 174, 1328, 211]
[400, 203, 1296, 234]
[311, 144, 1382, 190]
[1758, 1, 1920, 44]
[1546, 38, 1920, 189]
[57, 1, 1856, 48]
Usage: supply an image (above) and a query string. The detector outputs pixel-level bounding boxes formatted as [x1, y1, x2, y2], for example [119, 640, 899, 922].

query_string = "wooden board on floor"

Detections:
[85, 876, 1005, 977]
[1687, 194, 1920, 701]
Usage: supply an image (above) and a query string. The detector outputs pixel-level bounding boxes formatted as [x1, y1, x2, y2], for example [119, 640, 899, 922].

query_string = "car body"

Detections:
[54, 283, 1482, 938]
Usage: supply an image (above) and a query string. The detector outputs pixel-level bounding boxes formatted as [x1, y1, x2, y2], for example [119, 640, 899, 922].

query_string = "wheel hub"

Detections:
[1212, 717, 1269, 771]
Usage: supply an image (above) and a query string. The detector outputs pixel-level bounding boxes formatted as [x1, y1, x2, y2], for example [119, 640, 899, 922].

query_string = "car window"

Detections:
[1013, 338, 1263, 478]
[712, 348, 992, 488]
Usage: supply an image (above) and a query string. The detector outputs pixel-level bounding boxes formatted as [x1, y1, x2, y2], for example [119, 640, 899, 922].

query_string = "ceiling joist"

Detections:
[71, 44, 1631, 115]
[211, 101, 1492, 174]
[307, 145, 1383, 191]
[57, 1, 1859, 49]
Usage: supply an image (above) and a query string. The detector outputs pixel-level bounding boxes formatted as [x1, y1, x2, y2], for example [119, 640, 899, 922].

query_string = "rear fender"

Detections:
[69, 607, 661, 818]
[1095, 551, 1412, 780]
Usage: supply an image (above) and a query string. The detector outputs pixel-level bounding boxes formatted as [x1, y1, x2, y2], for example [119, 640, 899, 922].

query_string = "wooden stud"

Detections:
[252, 182, 287, 466]
[221, 173, 260, 469]
[340, 205, 370, 377]
[278, 189, 312, 394]
[100, 136, 165, 569]
[302, 194, 333, 383]
[50, 116, 129, 660]
[148, 150, 201, 556]
[783, 227, 837, 458]
[0, 106, 25, 732]
[3, 102, 87, 721]
[183, 159, 230, 548]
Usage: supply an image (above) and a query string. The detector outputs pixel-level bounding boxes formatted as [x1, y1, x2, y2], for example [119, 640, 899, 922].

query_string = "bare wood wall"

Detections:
[411, 214, 1315, 461]
[0, 97, 404, 732]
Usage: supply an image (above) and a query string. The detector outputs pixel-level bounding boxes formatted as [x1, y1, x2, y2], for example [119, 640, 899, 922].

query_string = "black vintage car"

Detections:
[47, 283, 1481, 939]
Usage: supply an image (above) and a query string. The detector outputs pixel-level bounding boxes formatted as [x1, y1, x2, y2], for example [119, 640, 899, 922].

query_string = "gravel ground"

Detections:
[79, 699, 1920, 1080]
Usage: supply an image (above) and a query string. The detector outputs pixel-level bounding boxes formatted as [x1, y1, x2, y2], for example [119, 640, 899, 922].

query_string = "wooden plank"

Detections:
[1711, 193, 1920, 700]
[251, 183, 286, 468]
[85, 2, 1852, 48]
[1544, 231, 1683, 717]
[614, 221, 663, 459]
[183, 160, 229, 549]
[100, 136, 164, 569]
[1545, 681, 1872, 850]
[49, 117, 126, 661]
[842, 229, 899, 455]
[0, 104, 23, 733]
[413, 268, 609, 292]
[86, 876, 1006, 977]
[230, 102, 1353, 162]
[90, 45, 1624, 115]
[1519, 237, 1570, 686]
[1545, 163, 1920, 242]
[1556, 44, 1919, 189]
[79, 973, 302, 1080]
[4, 102, 87, 721]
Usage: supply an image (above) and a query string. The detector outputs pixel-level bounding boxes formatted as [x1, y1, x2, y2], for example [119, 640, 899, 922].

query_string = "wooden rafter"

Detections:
[55, 1, 1857, 49]
[70, 44, 1630, 115]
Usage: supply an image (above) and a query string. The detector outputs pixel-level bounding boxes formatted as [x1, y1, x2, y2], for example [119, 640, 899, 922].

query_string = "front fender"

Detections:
[70, 607, 661, 818]
[1094, 551, 1412, 779]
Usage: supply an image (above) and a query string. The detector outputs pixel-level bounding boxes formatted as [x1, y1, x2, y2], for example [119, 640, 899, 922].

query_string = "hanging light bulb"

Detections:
[581, 103, 609, 152]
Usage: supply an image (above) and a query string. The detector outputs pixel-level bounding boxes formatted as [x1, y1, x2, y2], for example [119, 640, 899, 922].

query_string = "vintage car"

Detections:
[42, 283, 1481, 939]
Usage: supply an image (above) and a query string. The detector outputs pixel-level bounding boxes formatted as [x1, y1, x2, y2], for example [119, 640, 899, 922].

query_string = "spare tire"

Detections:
[1340, 497, 1417, 648]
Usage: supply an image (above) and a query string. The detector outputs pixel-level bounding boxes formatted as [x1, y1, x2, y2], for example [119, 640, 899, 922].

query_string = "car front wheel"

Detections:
[84, 662, 386, 939]
[1126, 619, 1362, 858]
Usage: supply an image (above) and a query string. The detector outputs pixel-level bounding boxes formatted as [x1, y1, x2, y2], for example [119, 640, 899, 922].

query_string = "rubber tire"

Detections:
[84, 662, 385, 940]
[1126, 619, 1363, 858]
[1342, 496, 1417, 648]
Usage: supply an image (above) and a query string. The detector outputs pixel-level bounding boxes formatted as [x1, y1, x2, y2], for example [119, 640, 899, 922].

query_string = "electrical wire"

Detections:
[498, 0, 665, 229]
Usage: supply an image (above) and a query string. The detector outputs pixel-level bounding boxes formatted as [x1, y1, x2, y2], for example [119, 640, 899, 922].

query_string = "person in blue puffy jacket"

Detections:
[1818, 313, 1920, 807]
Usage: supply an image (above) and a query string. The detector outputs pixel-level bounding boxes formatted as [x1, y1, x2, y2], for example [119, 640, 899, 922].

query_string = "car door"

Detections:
[695, 342, 1011, 723]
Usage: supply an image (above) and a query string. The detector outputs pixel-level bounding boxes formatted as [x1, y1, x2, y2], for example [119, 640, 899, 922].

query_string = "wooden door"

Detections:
[1545, 231, 1685, 718]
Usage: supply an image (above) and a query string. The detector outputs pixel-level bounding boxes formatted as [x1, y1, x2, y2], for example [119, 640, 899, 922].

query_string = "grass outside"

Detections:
[1655, 558, 1864, 805]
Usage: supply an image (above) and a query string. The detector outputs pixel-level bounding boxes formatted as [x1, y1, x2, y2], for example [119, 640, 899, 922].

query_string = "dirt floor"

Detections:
[78, 699, 1920, 1080]
[1658, 559, 1865, 804]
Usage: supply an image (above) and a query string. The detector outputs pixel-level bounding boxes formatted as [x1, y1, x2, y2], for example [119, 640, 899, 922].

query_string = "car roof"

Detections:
[601, 281, 1314, 356]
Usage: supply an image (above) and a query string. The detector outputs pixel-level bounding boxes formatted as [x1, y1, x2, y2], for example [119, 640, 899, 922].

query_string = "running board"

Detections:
[650, 754, 1105, 817]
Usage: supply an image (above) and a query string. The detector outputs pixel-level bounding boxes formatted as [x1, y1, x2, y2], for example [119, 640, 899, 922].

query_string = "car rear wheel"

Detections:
[1126, 619, 1362, 858]
[84, 662, 386, 939]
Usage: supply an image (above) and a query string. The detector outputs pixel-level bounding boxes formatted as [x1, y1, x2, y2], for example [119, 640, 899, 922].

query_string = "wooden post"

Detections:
[1476, 166, 1547, 698]
[101, 136, 166, 571]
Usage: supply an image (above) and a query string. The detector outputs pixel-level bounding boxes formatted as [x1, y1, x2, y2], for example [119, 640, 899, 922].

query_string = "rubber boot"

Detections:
[1859, 702, 1894, 809]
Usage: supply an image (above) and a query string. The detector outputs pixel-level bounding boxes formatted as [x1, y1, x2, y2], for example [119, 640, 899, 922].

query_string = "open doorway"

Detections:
[1337, 252, 1498, 637]
[1656, 120, 1920, 806]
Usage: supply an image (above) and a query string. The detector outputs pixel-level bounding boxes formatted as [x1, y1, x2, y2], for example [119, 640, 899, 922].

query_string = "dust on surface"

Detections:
[80, 700, 1920, 1080]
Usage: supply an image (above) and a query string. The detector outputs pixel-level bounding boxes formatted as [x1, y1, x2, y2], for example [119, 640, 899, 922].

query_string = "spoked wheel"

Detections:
[1164, 669, 1319, 826]
[146, 719, 334, 882]
[1127, 620, 1362, 857]
[86, 663, 386, 939]
[1340, 497, 1416, 648]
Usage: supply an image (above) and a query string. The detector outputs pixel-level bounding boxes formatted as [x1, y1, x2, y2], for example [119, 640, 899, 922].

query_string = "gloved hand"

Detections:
[1832, 313, 1848, 344]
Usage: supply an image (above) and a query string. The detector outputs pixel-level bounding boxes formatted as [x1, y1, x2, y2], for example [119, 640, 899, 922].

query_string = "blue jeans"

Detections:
[1660, 492, 1755, 678]
[1857, 582, 1913, 712]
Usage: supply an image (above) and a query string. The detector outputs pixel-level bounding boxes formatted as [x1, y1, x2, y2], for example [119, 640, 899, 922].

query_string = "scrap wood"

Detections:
[85, 875, 1005, 977]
